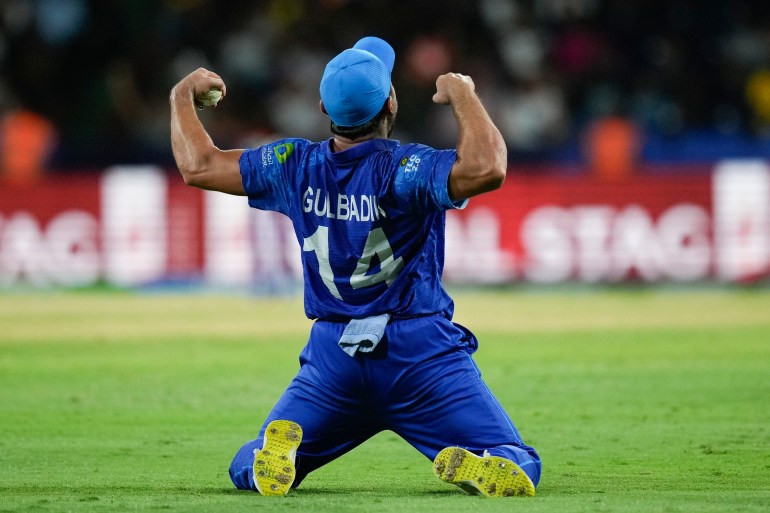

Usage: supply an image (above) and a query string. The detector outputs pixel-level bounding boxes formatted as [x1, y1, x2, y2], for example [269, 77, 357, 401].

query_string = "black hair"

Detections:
[330, 100, 390, 140]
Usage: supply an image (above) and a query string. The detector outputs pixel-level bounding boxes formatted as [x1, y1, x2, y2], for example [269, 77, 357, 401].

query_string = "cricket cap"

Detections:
[320, 36, 395, 127]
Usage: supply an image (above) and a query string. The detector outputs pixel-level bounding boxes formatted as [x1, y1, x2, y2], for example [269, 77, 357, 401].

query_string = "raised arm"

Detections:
[170, 68, 245, 195]
[433, 73, 507, 201]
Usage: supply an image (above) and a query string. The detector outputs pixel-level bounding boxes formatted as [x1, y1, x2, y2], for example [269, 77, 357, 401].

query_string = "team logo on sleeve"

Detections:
[398, 154, 421, 173]
[273, 143, 295, 164]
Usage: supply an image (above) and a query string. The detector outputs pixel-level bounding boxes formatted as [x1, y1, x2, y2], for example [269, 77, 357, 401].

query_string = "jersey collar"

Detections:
[323, 138, 399, 164]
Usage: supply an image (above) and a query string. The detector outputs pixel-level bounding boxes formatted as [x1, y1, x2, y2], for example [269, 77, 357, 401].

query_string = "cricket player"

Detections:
[170, 36, 541, 497]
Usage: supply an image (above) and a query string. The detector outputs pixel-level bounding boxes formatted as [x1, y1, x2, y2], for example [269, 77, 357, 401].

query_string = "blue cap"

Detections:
[320, 37, 395, 127]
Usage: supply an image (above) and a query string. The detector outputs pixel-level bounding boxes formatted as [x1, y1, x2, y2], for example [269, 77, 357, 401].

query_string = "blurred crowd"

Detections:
[1, 0, 769, 175]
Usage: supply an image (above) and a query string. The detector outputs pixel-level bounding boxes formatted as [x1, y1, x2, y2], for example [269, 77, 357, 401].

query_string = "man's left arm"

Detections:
[432, 73, 507, 201]
[170, 68, 245, 195]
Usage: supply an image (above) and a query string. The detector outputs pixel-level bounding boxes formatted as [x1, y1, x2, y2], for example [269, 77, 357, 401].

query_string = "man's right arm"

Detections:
[433, 73, 507, 201]
[170, 68, 245, 195]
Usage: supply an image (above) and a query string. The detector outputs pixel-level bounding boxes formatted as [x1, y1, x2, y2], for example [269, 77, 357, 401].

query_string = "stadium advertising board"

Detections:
[1, 161, 768, 287]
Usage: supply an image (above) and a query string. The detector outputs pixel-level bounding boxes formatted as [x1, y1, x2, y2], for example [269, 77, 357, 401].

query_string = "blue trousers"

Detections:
[229, 313, 541, 490]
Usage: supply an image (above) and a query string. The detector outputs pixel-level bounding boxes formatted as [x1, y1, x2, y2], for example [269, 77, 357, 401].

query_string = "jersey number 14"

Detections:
[303, 226, 404, 300]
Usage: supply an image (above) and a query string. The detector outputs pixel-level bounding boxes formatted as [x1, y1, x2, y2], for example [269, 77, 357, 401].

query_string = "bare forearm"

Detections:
[433, 73, 507, 200]
[168, 68, 245, 195]
[451, 88, 507, 197]
[170, 86, 217, 184]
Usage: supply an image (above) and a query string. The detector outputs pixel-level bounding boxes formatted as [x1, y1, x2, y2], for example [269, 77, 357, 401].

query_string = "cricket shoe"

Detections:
[433, 446, 535, 497]
[252, 420, 303, 496]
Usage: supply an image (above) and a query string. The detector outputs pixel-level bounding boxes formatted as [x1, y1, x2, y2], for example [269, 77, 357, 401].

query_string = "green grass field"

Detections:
[1, 288, 769, 512]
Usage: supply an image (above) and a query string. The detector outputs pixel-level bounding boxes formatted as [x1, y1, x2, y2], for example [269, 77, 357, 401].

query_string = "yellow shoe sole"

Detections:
[253, 420, 303, 496]
[433, 447, 535, 497]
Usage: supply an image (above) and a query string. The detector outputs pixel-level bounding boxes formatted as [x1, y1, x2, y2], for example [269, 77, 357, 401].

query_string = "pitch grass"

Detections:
[1, 288, 769, 512]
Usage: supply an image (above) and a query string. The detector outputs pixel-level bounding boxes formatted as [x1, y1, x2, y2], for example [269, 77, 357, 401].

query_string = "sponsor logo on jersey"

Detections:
[399, 154, 421, 173]
[260, 147, 274, 166]
[273, 143, 295, 164]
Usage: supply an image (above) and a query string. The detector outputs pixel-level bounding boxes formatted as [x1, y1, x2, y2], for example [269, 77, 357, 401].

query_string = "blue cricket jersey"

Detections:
[239, 138, 466, 321]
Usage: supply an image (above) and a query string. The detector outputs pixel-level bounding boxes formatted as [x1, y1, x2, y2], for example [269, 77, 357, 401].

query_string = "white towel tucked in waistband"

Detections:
[337, 313, 391, 357]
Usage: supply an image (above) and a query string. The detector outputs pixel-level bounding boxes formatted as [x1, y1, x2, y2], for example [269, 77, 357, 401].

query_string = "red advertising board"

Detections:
[1, 161, 769, 287]
[445, 173, 715, 283]
[0, 175, 101, 286]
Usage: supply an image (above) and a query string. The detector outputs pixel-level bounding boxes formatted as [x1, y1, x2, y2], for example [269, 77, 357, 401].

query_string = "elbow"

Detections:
[491, 142, 508, 189]
[453, 160, 506, 199]
[473, 136, 508, 192]
[176, 148, 217, 189]
[178, 162, 205, 188]
[451, 142, 508, 199]
[485, 161, 506, 191]
[180, 166, 201, 188]
[473, 169, 504, 195]
[476, 150, 507, 192]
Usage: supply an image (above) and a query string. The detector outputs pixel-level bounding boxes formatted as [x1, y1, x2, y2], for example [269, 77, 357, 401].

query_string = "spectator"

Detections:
[1, 0, 768, 170]
[0, 109, 57, 184]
